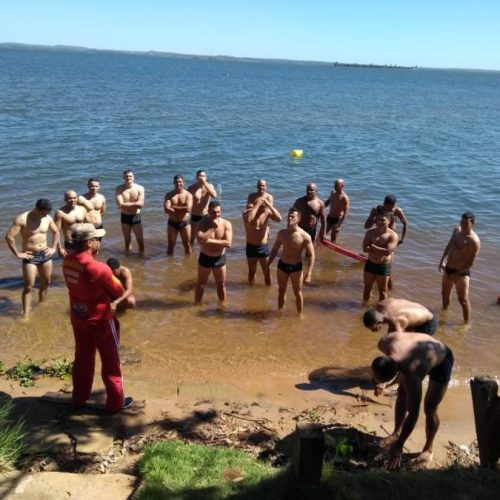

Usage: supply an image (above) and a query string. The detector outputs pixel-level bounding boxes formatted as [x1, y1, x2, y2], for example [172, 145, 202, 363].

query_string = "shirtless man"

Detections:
[54, 190, 87, 256]
[106, 257, 136, 311]
[363, 298, 437, 335]
[188, 170, 217, 246]
[324, 178, 350, 243]
[363, 213, 398, 303]
[242, 198, 281, 285]
[372, 331, 454, 468]
[247, 179, 274, 206]
[5, 199, 59, 319]
[268, 208, 315, 314]
[78, 178, 106, 229]
[439, 212, 480, 323]
[364, 195, 408, 245]
[293, 183, 326, 242]
[115, 170, 145, 255]
[194, 201, 233, 305]
[164, 174, 193, 255]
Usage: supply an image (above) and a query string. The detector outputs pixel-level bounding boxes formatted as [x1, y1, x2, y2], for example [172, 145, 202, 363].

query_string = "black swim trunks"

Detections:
[121, 213, 142, 225]
[428, 347, 454, 384]
[23, 250, 53, 266]
[364, 260, 392, 276]
[327, 215, 341, 225]
[304, 225, 317, 242]
[246, 243, 270, 259]
[278, 259, 303, 274]
[191, 214, 204, 223]
[412, 314, 437, 336]
[444, 265, 470, 277]
[168, 217, 191, 231]
[199, 252, 226, 268]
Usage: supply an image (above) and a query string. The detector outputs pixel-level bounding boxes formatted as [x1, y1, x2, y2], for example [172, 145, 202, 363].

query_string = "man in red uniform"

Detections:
[63, 223, 131, 412]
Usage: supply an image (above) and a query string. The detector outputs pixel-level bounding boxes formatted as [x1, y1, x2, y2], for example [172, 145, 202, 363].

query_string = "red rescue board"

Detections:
[320, 239, 367, 262]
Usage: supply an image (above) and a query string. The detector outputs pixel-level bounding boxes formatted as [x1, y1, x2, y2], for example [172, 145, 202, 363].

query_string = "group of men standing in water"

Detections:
[4, 170, 481, 460]
[4, 170, 481, 322]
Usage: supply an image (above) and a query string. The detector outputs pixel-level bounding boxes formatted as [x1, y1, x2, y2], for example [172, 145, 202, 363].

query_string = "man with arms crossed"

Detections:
[363, 298, 437, 335]
[372, 331, 454, 468]
[242, 198, 281, 285]
[247, 179, 274, 206]
[324, 178, 349, 243]
[164, 174, 193, 255]
[78, 178, 106, 229]
[115, 170, 145, 255]
[54, 190, 87, 256]
[5, 199, 59, 319]
[188, 170, 217, 246]
[293, 183, 326, 243]
[363, 213, 398, 303]
[439, 211, 480, 323]
[268, 208, 315, 314]
[63, 223, 132, 413]
[194, 201, 232, 305]
[106, 257, 136, 311]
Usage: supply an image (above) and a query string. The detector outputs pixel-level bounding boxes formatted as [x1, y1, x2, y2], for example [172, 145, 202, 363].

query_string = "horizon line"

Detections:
[1, 41, 499, 73]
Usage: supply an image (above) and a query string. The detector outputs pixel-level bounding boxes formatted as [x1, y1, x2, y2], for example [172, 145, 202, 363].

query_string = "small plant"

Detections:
[7, 359, 42, 387]
[0, 399, 27, 471]
[0, 361, 4, 374]
[45, 359, 72, 380]
[334, 436, 354, 463]
[293, 408, 322, 424]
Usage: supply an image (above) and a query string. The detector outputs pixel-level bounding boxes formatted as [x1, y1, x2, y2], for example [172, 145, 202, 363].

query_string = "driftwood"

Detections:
[470, 377, 500, 468]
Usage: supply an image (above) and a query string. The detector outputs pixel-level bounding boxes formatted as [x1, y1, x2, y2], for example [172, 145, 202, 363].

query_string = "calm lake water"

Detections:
[1, 48, 500, 391]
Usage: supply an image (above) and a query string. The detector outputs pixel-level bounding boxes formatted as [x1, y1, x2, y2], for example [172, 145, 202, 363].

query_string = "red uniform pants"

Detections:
[70, 316, 124, 412]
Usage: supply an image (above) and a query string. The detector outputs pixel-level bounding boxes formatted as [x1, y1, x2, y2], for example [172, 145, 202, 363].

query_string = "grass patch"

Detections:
[137, 439, 287, 499]
[137, 439, 500, 499]
[0, 399, 27, 472]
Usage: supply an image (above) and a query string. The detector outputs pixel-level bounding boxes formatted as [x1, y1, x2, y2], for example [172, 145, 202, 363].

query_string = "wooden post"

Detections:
[293, 422, 324, 488]
[470, 376, 500, 468]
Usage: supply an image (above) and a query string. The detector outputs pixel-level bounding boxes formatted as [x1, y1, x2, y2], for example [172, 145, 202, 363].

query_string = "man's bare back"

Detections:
[377, 298, 434, 333]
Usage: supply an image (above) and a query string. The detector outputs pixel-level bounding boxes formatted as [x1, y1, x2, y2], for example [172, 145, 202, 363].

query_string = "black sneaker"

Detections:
[123, 396, 134, 409]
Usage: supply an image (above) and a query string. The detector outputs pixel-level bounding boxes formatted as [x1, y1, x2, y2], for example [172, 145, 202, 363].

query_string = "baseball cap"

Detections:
[71, 223, 106, 241]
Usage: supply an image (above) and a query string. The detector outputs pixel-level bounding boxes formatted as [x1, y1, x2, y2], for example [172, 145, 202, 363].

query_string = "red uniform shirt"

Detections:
[63, 251, 123, 323]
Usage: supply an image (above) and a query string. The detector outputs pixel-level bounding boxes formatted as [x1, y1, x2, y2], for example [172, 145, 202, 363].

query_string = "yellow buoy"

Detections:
[290, 149, 304, 158]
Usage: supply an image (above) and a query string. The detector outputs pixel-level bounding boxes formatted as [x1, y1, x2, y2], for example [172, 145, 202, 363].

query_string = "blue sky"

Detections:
[2, 0, 499, 70]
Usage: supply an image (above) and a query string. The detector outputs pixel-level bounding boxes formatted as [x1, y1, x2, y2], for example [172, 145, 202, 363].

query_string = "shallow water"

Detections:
[1, 48, 500, 388]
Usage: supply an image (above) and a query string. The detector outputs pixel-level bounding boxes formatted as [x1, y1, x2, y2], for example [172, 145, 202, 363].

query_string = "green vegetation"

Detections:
[137, 439, 500, 499]
[45, 358, 72, 380]
[0, 399, 27, 472]
[6, 359, 42, 387]
[4, 358, 73, 386]
[0, 361, 5, 374]
[137, 440, 287, 499]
